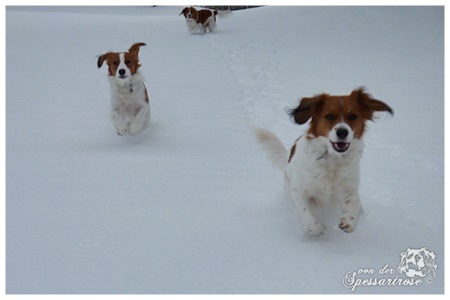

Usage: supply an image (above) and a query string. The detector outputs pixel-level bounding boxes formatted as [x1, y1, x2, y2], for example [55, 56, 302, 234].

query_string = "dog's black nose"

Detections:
[118, 69, 126, 76]
[336, 128, 349, 140]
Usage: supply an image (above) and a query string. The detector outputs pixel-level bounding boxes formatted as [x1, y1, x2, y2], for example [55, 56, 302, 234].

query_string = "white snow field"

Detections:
[5, 5, 444, 294]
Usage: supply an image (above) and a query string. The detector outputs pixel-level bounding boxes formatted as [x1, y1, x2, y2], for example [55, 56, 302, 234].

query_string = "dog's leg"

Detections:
[339, 191, 361, 233]
[299, 196, 326, 236]
[129, 104, 150, 135]
[190, 22, 201, 33]
[201, 17, 211, 34]
[190, 23, 199, 32]
[208, 17, 216, 32]
[286, 180, 325, 236]
[110, 110, 129, 136]
[185, 20, 197, 32]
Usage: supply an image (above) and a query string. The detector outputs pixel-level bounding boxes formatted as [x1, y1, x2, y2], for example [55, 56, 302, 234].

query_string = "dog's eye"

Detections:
[348, 114, 358, 121]
[325, 114, 336, 121]
[125, 60, 132, 65]
[113, 61, 119, 66]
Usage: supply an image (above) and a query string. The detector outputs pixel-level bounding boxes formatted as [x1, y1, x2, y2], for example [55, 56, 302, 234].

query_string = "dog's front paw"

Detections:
[305, 221, 326, 236]
[117, 126, 128, 136]
[339, 217, 355, 233]
[129, 122, 142, 135]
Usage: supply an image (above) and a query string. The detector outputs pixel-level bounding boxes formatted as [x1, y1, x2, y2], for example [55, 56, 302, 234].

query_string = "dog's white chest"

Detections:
[117, 86, 136, 105]
[290, 137, 363, 204]
[307, 163, 343, 203]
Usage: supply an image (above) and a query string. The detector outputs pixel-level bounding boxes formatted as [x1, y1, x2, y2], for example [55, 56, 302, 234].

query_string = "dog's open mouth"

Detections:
[119, 75, 128, 79]
[332, 142, 350, 153]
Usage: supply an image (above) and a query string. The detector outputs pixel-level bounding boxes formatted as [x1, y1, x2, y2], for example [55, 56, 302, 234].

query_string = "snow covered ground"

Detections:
[5, 5, 444, 294]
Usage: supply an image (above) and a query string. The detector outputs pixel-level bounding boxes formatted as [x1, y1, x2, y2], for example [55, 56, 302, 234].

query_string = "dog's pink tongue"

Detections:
[336, 142, 347, 149]
[332, 142, 350, 153]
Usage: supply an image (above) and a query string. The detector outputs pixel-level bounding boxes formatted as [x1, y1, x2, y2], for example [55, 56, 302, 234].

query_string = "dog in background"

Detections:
[97, 42, 150, 136]
[255, 88, 393, 236]
[179, 6, 218, 33]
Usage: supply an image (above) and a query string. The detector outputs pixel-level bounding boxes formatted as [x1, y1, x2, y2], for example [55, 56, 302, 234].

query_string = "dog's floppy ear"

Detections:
[128, 42, 146, 55]
[287, 94, 327, 125]
[353, 87, 394, 120]
[179, 7, 187, 16]
[97, 53, 108, 69]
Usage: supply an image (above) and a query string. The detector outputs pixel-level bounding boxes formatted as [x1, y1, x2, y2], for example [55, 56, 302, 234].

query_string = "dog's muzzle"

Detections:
[331, 127, 351, 153]
[118, 69, 128, 79]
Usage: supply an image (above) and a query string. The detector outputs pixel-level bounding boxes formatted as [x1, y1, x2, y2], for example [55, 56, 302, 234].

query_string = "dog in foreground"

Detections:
[255, 88, 393, 236]
[97, 42, 150, 136]
[179, 6, 218, 33]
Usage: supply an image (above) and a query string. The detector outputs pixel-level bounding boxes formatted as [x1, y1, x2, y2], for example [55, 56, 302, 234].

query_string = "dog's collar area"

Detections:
[316, 151, 329, 160]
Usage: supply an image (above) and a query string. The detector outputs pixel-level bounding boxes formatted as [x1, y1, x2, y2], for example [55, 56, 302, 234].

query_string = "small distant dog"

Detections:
[97, 42, 150, 136]
[180, 6, 218, 33]
[255, 88, 393, 236]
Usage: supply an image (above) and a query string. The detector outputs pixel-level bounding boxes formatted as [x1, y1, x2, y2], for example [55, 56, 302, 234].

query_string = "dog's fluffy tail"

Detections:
[253, 127, 289, 170]
[217, 9, 233, 18]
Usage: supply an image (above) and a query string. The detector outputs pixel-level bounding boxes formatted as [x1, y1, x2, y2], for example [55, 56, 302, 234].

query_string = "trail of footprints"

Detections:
[207, 37, 288, 126]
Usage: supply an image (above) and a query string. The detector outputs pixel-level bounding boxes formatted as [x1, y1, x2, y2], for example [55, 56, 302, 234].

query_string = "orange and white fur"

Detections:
[255, 88, 393, 236]
[97, 42, 150, 136]
[179, 6, 218, 33]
